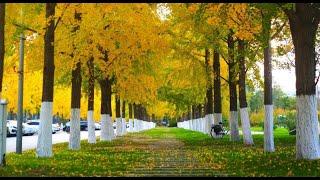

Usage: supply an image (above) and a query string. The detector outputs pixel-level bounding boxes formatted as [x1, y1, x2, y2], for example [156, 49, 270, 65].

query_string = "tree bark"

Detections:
[69, 61, 82, 150]
[115, 95, 122, 135]
[205, 49, 213, 134]
[69, 11, 82, 150]
[228, 33, 240, 141]
[128, 103, 133, 132]
[87, 57, 95, 143]
[238, 40, 254, 145]
[122, 100, 126, 118]
[286, 3, 320, 159]
[205, 49, 213, 115]
[0, 3, 5, 97]
[121, 100, 126, 135]
[213, 50, 222, 127]
[100, 77, 113, 141]
[261, 13, 275, 152]
[36, 3, 56, 158]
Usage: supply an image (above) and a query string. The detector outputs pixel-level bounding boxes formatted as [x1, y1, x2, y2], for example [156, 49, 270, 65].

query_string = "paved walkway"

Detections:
[123, 129, 225, 176]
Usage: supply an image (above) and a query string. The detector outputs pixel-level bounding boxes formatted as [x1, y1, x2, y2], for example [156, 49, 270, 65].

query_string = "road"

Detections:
[6, 128, 128, 153]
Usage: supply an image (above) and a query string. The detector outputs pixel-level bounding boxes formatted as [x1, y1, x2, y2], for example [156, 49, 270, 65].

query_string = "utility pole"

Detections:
[0, 99, 8, 166]
[12, 22, 37, 154]
[16, 33, 25, 154]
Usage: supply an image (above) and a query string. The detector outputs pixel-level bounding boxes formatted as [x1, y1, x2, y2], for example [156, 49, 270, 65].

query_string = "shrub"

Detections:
[284, 111, 296, 131]
[250, 110, 264, 127]
[260, 121, 278, 130]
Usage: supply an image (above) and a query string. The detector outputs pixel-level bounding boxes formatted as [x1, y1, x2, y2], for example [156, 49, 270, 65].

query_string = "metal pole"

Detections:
[16, 33, 25, 154]
[0, 99, 8, 166]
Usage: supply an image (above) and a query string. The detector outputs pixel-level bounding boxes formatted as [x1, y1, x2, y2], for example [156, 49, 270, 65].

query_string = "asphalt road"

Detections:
[6, 128, 128, 153]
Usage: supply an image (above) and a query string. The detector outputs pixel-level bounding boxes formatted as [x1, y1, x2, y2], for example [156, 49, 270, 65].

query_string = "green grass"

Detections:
[0, 127, 319, 177]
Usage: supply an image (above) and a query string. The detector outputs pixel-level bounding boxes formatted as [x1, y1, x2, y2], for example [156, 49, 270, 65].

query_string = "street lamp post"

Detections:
[16, 33, 25, 154]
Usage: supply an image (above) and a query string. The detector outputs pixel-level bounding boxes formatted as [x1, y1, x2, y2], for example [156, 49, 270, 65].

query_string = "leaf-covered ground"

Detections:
[1, 127, 320, 177]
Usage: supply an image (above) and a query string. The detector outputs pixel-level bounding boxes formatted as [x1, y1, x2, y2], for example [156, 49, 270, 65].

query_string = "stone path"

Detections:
[124, 132, 225, 176]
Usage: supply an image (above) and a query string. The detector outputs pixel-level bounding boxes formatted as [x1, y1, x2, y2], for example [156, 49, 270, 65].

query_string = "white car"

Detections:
[95, 122, 101, 130]
[26, 120, 60, 134]
[23, 123, 37, 135]
[113, 122, 116, 129]
[7, 120, 17, 137]
[52, 123, 61, 133]
[6, 120, 37, 136]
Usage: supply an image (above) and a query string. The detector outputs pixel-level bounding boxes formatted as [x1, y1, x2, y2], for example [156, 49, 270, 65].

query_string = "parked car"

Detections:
[22, 123, 37, 136]
[95, 122, 101, 130]
[25, 120, 60, 134]
[7, 120, 17, 137]
[63, 122, 70, 132]
[80, 121, 88, 131]
[113, 122, 116, 129]
[65, 121, 88, 132]
[6, 120, 37, 136]
[52, 123, 60, 133]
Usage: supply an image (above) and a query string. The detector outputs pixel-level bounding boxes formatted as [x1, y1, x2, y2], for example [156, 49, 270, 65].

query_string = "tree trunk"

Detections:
[87, 57, 95, 143]
[205, 49, 214, 134]
[36, 3, 56, 158]
[69, 11, 82, 150]
[129, 103, 133, 132]
[213, 50, 222, 125]
[238, 40, 254, 145]
[133, 103, 137, 131]
[0, 3, 5, 98]
[116, 95, 122, 136]
[286, 4, 320, 159]
[261, 14, 275, 153]
[100, 78, 113, 141]
[122, 100, 126, 135]
[69, 61, 82, 150]
[228, 33, 240, 141]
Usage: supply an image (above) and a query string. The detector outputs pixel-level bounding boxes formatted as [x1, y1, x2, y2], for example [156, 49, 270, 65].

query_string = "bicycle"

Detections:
[210, 122, 229, 138]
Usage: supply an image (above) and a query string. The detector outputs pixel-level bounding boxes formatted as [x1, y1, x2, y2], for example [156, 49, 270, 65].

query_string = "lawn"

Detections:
[0, 127, 320, 177]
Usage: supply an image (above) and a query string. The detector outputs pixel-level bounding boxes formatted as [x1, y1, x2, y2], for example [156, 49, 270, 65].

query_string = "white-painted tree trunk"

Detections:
[190, 119, 193, 131]
[69, 108, 81, 150]
[129, 119, 133, 132]
[106, 115, 114, 140]
[296, 95, 320, 159]
[318, 120, 320, 135]
[100, 114, 110, 141]
[195, 119, 198, 131]
[264, 105, 275, 152]
[240, 108, 254, 145]
[214, 113, 222, 125]
[133, 119, 137, 132]
[136, 119, 139, 132]
[87, 110, 96, 143]
[200, 117, 204, 133]
[116, 118, 122, 136]
[207, 114, 214, 135]
[36, 102, 53, 157]
[229, 111, 240, 141]
[122, 118, 127, 135]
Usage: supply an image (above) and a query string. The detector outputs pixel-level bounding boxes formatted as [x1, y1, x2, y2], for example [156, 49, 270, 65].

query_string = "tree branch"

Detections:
[220, 53, 230, 65]
[271, 20, 288, 40]
[12, 22, 38, 33]
[54, 3, 70, 31]
[219, 74, 230, 84]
